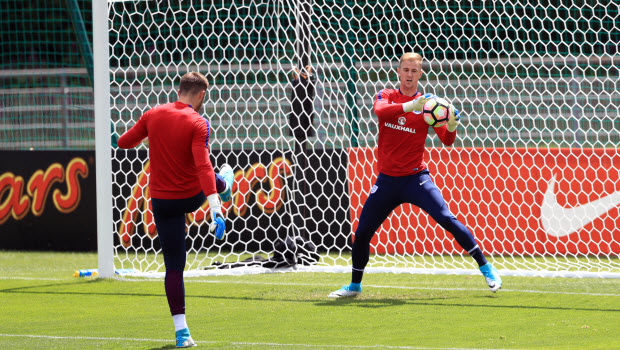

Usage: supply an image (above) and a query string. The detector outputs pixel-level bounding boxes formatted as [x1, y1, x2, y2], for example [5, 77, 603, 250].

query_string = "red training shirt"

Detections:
[118, 101, 217, 199]
[373, 88, 456, 177]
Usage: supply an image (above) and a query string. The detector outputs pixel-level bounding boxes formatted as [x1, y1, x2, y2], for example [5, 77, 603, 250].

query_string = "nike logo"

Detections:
[540, 175, 620, 237]
[419, 180, 429, 185]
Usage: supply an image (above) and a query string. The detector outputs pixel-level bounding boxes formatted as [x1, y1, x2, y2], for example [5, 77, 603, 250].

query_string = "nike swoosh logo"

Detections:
[540, 175, 620, 237]
[420, 180, 429, 185]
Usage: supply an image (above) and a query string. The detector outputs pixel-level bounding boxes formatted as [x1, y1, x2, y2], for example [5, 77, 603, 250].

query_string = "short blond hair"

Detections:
[179, 72, 208, 96]
[399, 52, 423, 67]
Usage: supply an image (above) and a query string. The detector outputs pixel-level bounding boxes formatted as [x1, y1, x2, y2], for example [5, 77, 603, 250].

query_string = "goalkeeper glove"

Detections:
[447, 106, 461, 132]
[402, 93, 437, 113]
[207, 194, 226, 240]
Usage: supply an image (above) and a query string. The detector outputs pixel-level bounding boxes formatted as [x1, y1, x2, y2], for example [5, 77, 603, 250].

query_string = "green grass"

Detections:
[1, 251, 619, 350]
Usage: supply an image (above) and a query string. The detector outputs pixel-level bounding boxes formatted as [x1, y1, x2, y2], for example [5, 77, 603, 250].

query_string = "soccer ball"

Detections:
[423, 97, 452, 127]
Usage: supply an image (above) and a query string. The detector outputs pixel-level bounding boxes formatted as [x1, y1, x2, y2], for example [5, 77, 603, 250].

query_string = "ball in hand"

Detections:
[422, 97, 453, 127]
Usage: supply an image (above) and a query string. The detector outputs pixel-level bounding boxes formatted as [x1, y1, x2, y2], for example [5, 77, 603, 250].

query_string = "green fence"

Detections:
[2, 1, 619, 150]
[0, 0, 94, 149]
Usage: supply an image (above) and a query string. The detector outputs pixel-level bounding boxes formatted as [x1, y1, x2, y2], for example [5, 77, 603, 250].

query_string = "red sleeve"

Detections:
[192, 118, 217, 196]
[373, 89, 405, 120]
[433, 125, 457, 146]
[118, 110, 149, 148]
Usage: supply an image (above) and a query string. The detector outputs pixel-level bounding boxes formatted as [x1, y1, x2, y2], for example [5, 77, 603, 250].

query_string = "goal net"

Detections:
[104, 1, 620, 278]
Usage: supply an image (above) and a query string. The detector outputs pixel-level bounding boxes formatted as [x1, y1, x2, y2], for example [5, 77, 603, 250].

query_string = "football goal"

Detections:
[93, 0, 620, 278]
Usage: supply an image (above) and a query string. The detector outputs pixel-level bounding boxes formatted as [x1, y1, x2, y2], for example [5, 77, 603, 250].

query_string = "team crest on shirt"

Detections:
[398, 116, 406, 126]
[370, 185, 378, 194]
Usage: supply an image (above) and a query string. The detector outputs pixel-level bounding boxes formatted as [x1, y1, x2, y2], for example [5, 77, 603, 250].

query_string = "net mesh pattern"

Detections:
[109, 1, 620, 277]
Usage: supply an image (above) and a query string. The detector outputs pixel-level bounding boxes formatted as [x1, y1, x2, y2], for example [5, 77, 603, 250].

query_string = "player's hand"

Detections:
[447, 105, 461, 132]
[209, 208, 226, 240]
[207, 194, 226, 239]
[402, 93, 437, 113]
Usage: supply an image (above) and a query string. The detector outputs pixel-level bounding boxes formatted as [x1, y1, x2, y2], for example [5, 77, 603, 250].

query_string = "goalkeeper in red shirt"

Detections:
[329, 53, 502, 298]
[118, 72, 233, 347]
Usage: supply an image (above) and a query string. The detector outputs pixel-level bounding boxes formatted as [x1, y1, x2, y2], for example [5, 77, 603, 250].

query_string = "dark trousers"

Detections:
[352, 171, 478, 273]
[151, 191, 206, 315]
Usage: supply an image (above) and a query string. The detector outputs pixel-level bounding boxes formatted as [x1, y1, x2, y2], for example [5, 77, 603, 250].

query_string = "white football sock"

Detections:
[173, 314, 188, 331]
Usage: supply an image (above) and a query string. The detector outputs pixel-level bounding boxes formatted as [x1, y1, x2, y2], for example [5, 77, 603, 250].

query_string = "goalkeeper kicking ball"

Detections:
[423, 97, 453, 127]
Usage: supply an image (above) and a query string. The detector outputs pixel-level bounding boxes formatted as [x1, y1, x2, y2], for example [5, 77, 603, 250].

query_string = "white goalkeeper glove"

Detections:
[447, 105, 461, 132]
[207, 194, 226, 240]
[402, 93, 437, 113]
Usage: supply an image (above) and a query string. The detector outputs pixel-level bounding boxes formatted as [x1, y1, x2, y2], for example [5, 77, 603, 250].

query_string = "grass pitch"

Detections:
[0, 251, 619, 350]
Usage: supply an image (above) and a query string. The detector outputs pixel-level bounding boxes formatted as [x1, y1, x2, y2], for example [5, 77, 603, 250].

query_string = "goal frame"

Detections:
[94, 0, 114, 278]
[94, 0, 620, 279]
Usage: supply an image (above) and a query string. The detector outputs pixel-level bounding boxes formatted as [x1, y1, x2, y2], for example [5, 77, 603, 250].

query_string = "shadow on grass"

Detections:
[315, 297, 409, 308]
[1, 280, 618, 313]
[146, 345, 176, 350]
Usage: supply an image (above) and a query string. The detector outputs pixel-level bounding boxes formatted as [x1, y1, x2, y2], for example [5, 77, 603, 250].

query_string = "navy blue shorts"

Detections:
[355, 170, 476, 251]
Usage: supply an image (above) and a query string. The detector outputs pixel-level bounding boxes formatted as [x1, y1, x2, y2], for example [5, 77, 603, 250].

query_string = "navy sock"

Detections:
[165, 269, 185, 315]
[469, 246, 488, 267]
[215, 173, 227, 193]
[352, 268, 364, 284]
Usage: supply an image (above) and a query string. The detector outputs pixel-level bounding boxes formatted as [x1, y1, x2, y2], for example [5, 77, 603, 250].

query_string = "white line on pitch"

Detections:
[126, 278, 620, 297]
[0, 277, 63, 281]
[1, 276, 619, 297]
[0, 333, 511, 350]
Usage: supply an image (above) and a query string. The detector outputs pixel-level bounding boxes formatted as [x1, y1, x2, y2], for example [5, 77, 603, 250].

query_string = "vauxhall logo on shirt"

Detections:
[384, 120, 416, 134]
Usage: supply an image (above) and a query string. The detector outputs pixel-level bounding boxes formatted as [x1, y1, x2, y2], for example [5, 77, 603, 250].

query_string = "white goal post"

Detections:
[95, 0, 620, 278]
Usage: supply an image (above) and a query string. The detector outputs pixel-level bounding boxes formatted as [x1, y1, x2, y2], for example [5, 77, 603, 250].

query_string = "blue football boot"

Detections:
[328, 282, 362, 298]
[175, 327, 196, 348]
[479, 263, 502, 292]
[218, 164, 234, 202]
